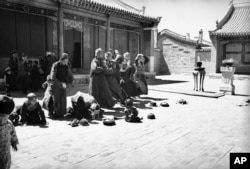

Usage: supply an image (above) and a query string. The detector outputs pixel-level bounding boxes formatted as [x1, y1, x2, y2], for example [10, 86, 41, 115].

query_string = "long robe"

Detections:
[120, 65, 139, 98]
[50, 61, 73, 117]
[89, 58, 116, 109]
[0, 118, 19, 169]
[134, 56, 149, 95]
[104, 60, 124, 102]
[71, 91, 97, 119]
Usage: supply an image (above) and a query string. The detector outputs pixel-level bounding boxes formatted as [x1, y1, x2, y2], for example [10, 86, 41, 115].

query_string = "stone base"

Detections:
[219, 84, 235, 95]
[145, 72, 156, 80]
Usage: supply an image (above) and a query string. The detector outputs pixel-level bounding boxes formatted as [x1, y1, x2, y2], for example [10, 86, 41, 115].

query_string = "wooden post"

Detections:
[106, 14, 111, 51]
[57, 2, 64, 59]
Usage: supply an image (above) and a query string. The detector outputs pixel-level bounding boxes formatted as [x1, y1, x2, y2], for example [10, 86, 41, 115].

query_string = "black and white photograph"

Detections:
[0, 0, 250, 169]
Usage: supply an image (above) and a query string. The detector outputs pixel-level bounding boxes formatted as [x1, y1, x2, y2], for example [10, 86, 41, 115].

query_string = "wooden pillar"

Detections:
[106, 14, 111, 51]
[57, 2, 64, 59]
[140, 28, 144, 53]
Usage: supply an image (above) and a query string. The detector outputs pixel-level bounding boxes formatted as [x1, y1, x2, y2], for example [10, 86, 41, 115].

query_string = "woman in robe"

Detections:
[120, 52, 139, 98]
[89, 48, 116, 109]
[104, 52, 124, 104]
[134, 54, 149, 95]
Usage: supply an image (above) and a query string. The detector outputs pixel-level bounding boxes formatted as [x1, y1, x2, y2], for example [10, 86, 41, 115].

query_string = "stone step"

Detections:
[209, 73, 250, 80]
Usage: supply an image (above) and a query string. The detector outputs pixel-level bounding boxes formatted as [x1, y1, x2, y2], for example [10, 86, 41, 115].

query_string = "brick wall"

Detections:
[195, 49, 212, 74]
[158, 37, 196, 75]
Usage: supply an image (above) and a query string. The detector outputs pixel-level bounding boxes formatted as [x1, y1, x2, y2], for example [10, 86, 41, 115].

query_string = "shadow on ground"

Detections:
[148, 79, 188, 85]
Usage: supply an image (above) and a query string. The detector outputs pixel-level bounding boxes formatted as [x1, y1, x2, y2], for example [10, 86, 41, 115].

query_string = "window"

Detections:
[224, 41, 250, 64]
[244, 43, 250, 63]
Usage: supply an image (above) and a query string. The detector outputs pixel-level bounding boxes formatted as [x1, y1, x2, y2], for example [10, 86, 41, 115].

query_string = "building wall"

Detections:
[210, 35, 250, 75]
[158, 36, 196, 74]
[195, 50, 212, 74]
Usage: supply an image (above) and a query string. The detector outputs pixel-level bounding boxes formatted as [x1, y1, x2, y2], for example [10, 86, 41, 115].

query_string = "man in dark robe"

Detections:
[8, 51, 18, 91]
[49, 53, 73, 118]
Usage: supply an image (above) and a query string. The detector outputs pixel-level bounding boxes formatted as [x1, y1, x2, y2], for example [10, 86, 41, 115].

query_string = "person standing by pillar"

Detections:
[8, 51, 18, 91]
[49, 53, 73, 118]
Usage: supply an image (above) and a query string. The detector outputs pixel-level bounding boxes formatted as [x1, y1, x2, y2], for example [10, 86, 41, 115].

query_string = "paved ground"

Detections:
[8, 75, 250, 169]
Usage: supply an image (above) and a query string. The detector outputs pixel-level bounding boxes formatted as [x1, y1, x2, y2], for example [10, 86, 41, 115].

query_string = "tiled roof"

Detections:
[210, 4, 250, 37]
[54, 0, 160, 24]
[159, 29, 210, 46]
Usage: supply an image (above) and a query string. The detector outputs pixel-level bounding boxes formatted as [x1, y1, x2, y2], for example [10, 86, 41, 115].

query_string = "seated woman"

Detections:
[20, 93, 47, 126]
[134, 54, 149, 95]
[124, 99, 142, 123]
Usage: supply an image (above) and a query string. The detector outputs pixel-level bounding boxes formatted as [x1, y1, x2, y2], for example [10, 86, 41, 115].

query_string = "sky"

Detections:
[120, 0, 250, 41]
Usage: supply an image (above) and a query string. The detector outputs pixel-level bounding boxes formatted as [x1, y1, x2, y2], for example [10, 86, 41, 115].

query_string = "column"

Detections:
[106, 14, 111, 51]
[57, 2, 64, 59]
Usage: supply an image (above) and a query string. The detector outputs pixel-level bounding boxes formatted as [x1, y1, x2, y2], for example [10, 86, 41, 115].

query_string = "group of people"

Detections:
[0, 48, 150, 169]
[4, 51, 57, 96]
[89, 48, 149, 109]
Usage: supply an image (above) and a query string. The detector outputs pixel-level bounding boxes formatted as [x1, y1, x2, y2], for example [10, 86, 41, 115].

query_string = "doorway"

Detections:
[64, 28, 83, 71]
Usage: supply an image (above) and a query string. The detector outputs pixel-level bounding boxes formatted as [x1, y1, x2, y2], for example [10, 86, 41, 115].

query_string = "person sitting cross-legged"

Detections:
[20, 93, 47, 126]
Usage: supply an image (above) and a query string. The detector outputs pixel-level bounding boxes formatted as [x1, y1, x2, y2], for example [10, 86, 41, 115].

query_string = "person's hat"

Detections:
[177, 99, 188, 105]
[125, 99, 133, 107]
[147, 113, 156, 119]
[136, 53, 144, 60]
[90, 103, 100, 111]
[0, 95, 15, 115]
[79, 118, 89, 126]
[60, 53, 69, 61]
[46, 51, 52, 56]
[27, 93, 36, 99]
[103, 118, 116, 126]
[115, 54, 124, 64]
[10, 50, 17, 55]
[5, 67, 11, 72]
[123, 52, 131, 60]
[150, 102, 157, 107]
[160, 102, 169, 107]
[70, 119, 79, 127]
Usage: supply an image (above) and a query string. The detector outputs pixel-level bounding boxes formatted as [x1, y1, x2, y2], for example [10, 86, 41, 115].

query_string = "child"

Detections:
[20, 93, 47, 126]
[124, 99, 142, 123]
[0, 95, 19, 169]
[42, 75, 54, 118]
[4, 67, 12, 96]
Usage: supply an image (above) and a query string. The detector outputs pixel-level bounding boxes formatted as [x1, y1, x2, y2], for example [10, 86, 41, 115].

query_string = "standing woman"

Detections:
[104, 52, 124, 104]
[134, 54, 149, 95]
[120, 52, 139, 98]
[49, 53, 73, 118]
[89, 48, 116, 109]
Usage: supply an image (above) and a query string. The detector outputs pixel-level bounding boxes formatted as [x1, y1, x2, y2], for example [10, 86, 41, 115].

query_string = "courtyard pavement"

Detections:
[8, 75, 250, 169]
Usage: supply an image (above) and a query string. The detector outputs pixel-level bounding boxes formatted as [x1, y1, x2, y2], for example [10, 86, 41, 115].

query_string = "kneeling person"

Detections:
[21, 93, 47, 126]
[71, 91, 103, 120]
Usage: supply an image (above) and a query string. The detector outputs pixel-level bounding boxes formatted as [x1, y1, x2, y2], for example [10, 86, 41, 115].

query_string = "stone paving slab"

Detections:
[9, 82, 250, 169]
[2, 75, 250, 169]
